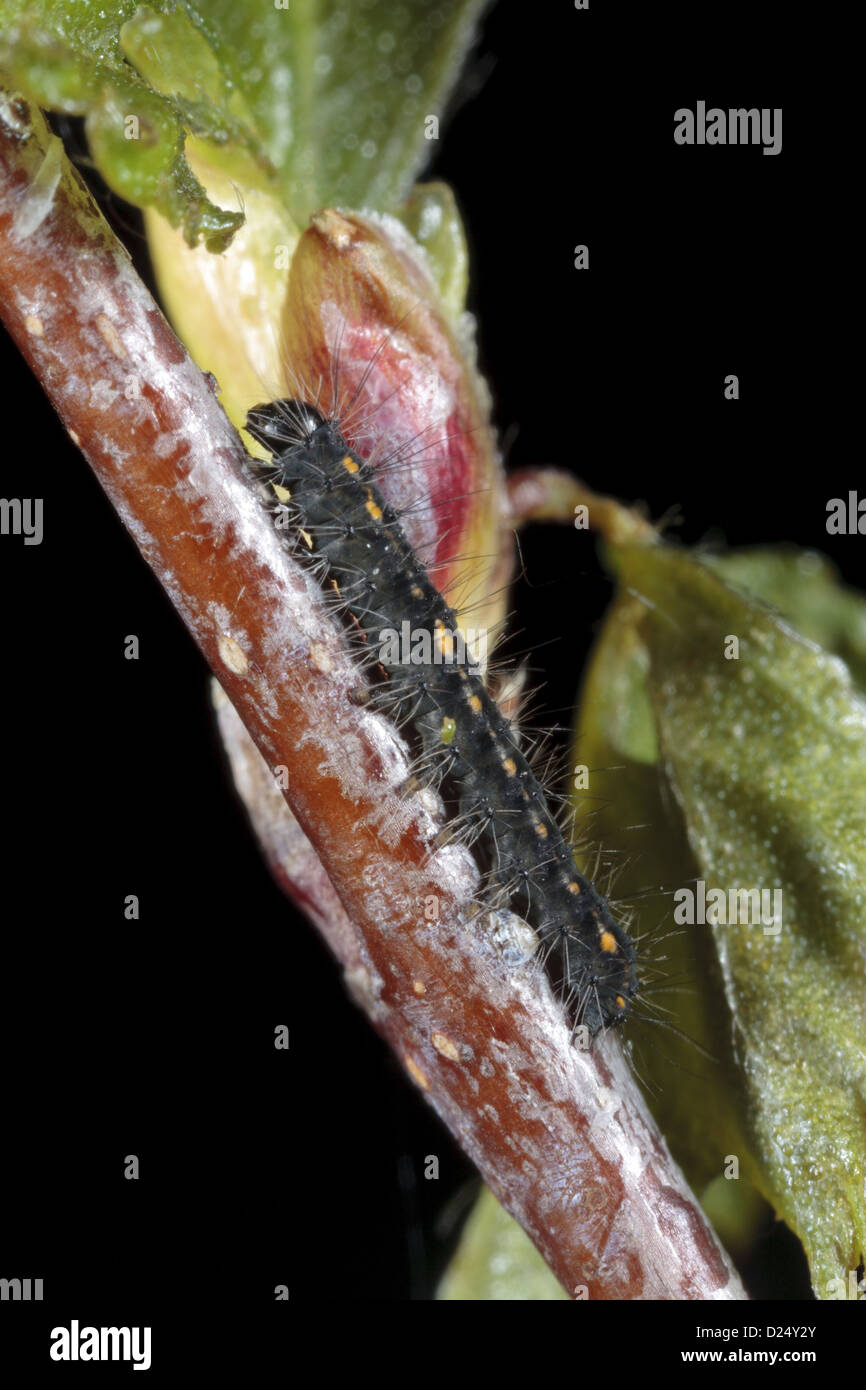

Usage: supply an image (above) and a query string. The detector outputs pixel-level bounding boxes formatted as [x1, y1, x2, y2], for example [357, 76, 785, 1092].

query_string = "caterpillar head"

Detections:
[245, 399, 328, 455]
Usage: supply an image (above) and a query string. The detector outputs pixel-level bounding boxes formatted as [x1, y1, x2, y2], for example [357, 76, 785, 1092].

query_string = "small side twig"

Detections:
[507, 467, 658, 543]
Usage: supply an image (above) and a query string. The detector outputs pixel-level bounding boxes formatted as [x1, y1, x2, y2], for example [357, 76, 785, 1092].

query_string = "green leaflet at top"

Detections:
[0, 0, 487, 249]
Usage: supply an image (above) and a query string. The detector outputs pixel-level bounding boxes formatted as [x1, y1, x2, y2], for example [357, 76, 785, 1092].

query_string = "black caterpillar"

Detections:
[246, 398, 639, 1036]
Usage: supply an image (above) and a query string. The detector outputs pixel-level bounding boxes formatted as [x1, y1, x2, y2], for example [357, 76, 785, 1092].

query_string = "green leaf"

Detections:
[574, 586, 756, 1208]
[706, 547, 866, 696]
[575, 541, 866, 1297]
[183, 0, 489, 225]
[396, 181, 469, 322]
[0, 0, 487, 246]
[0, 2, 246, 249]
[119, 5, 267, 177]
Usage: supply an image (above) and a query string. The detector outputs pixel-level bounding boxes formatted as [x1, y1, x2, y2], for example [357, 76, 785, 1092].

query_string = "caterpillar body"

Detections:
[246, 397, 639, 1037]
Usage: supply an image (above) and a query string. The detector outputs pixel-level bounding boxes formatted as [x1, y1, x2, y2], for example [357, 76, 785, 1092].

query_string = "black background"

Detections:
[0, 0, 859, 1367]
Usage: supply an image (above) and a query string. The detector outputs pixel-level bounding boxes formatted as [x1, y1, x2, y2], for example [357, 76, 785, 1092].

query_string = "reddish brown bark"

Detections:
[0, 93, 746, 1300]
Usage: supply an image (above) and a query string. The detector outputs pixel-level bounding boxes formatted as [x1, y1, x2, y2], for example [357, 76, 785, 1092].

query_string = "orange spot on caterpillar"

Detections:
[502, 756, 517, 774]
[434, 622, 455, 659]
[615, 995, 626, 1010]
[467, 693, 482, 713]
[600, 930, 617, 953]
[341, 455, 360, 474]
[533, 821, 548, 839]
[567, 881, 581, 895]
[364, 497, 383, 522]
